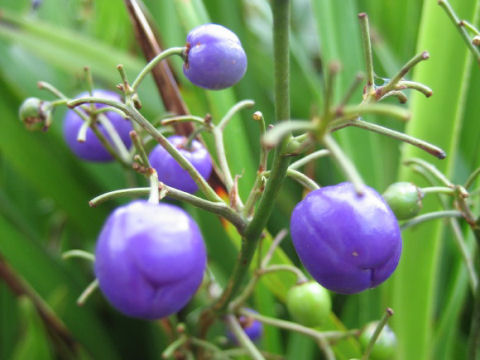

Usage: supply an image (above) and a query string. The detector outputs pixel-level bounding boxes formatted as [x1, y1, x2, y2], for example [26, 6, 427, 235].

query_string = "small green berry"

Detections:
[19, 97, 51, 131]
[383, 182, 422, 220]
[286, 281, 331, 327]
[359, 322, 397, 360]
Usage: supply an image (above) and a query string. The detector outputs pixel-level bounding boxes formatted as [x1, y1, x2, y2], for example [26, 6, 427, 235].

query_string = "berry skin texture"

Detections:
[63, 90, 133, 162]
[286, 281, 331, 327]
[148, 135, 213, 194]
[183, 23, 247, 90]
[290, 182, 402, 294]
[359, 322, 397, 360]
[383, 182, 423, 220]
[227, 310, 263, 344]
[94, 200, 206, 319]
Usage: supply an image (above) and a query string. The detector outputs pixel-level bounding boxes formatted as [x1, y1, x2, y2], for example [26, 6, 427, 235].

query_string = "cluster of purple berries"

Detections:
[68, 24, 245, 320]
[58, 24, 403, 330]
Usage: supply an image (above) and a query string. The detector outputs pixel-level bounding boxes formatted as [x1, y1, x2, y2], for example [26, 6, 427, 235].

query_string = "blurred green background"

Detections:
[0, 0, 479, 359]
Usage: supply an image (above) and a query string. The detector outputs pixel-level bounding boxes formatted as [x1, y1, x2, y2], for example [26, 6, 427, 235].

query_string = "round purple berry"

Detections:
[227, 310, 263, 344]
[148, 135, 213, 194]
[63, 90, 133, 162]
[290, 182, 402, 294]
[94, 200, 207, 319]
[183, 23, 247, 90]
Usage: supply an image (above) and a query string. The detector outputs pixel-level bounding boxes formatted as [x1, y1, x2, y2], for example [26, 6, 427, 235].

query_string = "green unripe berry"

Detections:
[286, 281, 331, 327]
[383, 182, 422, 220]
[19, 97, 51, 131]
[359, 322, 397, 360]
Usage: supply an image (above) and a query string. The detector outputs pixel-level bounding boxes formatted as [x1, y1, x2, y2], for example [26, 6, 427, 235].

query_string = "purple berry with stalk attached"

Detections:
[183, 23, 247, 90]
[226, 309, 263, 344]
[148, 135, 213, 194]
[290, 182, 402, 294]
[63, 90, 132, 162]
[94, 200, 207, 319]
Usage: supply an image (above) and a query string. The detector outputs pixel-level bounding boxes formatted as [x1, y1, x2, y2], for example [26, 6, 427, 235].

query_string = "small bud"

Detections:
[383, 182, 423, 220]
[19, 97, 52, 131]
[473, 35, 480, 46]
[252, 111, 263, 121]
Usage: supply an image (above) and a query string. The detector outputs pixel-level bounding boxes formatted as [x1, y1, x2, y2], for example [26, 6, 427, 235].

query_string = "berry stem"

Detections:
[421, 186, 456, 195]
[404, 158, 453, 185]
[62, 250, 95, 262]
[238, 308, 341, 358]
[465, 166, 480, 189]
[438, 0, 480, 65]
[129, 130, 151, 168]
[161, 115, 206, 126]
[396, 80, 433, 98]
[212, 126, 242, 207]
[96, 113, 132, 163]
[322, 134, 364, 195]
[260, 264, 307, 283]
[358, 13, 375, 95]
[68, 97, 222, 203]
[244, 112, 270, 217]
[333, 120, 446, 160]
[131, 47, 186, 92]
[225, 315, 265, 360]
[400, 210, 463, 231]
[286, 168, 320, 191]
[89, 186, 246, 233]
[289, 149, 330, 170]
[218, 99, 255, 130]
[148, 170, 160, 204]
[376, 51, 430, 99]
[361, 308, 394, 360]
[161, 335, 188, 359]
[262, 120, 315, 149]
[76, 279, 99, 306]
[340, 103, 411, 122]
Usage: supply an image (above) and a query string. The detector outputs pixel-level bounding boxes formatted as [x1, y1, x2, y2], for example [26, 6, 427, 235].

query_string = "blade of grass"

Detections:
[392, 1, 479, 359]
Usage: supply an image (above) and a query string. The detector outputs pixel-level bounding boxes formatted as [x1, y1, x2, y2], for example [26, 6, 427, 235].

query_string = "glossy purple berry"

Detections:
[290, 182, 402, 294]
[227, 310, 263, 344]
[148, 135, 213, 194]
[63, 90, 133, 162]
[94, 200, 207, 319]
[183, 23, 247, 90]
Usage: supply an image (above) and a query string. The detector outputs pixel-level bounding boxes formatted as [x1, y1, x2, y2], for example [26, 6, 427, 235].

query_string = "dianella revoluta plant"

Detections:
[3, 0, 480, 359]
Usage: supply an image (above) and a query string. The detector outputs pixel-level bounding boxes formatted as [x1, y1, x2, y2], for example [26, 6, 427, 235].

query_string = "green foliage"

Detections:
[0, 0, 478, 359]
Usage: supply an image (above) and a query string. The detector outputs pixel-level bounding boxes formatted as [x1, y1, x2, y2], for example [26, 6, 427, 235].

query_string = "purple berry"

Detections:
[183, 23, 247, 90]
[148, 135, 213, 194]
[94, 200, 207, 319]
[63, 90, 133, 162]
[290, 182, 402, 294]
[227, 309, 263, 344]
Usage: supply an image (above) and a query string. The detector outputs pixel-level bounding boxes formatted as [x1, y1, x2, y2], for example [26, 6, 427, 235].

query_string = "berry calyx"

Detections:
[94, 200, 206, 319]
[148, 135, 213, 194]
[63, 90, 133, 162]
[290, 182, 402, 294]
[183, 24, 247, 90]
[19, 97, 51, 131]
[359, 322, 397, 360]
[383, 182, 423, 220]
[286, 281, 331, 327]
